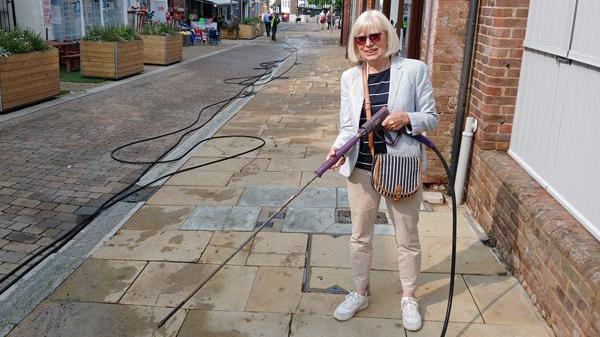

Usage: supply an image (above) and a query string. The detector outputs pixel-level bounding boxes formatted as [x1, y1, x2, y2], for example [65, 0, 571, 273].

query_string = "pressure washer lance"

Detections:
[157, 107, 458, 337]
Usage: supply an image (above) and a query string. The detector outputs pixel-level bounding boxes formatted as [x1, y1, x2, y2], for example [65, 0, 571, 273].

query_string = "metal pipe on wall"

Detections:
[450, 0, 480, 187]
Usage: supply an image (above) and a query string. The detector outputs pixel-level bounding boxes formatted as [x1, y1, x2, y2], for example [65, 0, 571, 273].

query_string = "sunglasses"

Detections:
[355, 32, 383, 46]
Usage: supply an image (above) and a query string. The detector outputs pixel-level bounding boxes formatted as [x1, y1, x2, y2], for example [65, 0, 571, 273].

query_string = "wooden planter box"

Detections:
[220, 28, 237, 40]
[0, 48, 60, 112]
[238, 24, 256, 39]
[80, 40, 144, 79]
[141, 34, 182, 65]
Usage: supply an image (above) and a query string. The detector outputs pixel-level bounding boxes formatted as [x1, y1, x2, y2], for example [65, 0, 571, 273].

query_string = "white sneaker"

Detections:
[401, 297, 422, 331]
[333, 291, 369, 321]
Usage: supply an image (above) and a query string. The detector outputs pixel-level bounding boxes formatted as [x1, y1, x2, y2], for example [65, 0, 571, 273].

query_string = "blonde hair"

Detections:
[347, 10, 401, 65]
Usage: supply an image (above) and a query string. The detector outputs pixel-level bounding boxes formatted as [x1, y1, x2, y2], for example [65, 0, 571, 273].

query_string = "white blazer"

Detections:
[332, 55, 438, 177]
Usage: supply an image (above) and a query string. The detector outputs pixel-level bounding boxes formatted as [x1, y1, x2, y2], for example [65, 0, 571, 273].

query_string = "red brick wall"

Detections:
[464, 1, 600, 337]
[421, 0, 470, 184]
[469, 0, 529, 151]
[467, 150, 600, 337]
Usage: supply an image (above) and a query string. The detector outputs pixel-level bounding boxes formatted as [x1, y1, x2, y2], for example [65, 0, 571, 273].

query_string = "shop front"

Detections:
[50, 0, 127, 41]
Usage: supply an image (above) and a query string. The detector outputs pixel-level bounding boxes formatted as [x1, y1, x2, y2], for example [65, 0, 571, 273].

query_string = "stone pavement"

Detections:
[0, 32, 288, 282]
[3, 27, 555, 337]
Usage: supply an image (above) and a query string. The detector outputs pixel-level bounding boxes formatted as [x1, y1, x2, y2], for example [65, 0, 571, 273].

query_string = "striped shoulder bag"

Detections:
[362, 64, 421, 201]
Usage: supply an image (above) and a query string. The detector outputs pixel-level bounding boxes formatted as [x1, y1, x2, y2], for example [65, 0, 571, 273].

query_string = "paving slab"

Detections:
[310, 235, 351, 268]
[164, 170, 233, 187]
[405, 321, 552, 337]
[182, 157, 270, 173]
[6, 301, 185, 337]
[417, 212, 478, 239]
[121, 205, 194, 231]
[223, 206, 261, 231]
[302, 171, 347, 187]
[246, 232, 307, 267]
[181, 206, 231, 230]
[199, 231, 254, 265]
[147, 186, 243, 206]
[283, 207, 335, 233]
[290, 314, 405, 337]
[245, 266, 304, 313]
[50, 259, 146, 303]
[296, 292, 346, 316]
[228, 171, 302, 187]
[416, 273, 483, 323]
[256, 144, 307, 158]
[177, 310, 290, 337]
[464, 275, 545, 326]
[92, 230, 212, 262]
[420, 236, 506, 275]
[237, 186, 337, 208]
[120, 262, 257, 311]
[267, 158, 328, 172]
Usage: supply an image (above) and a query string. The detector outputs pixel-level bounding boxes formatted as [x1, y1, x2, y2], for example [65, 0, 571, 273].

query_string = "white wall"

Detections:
[15, 0, 44, 36]
[510, 0, 600, 240]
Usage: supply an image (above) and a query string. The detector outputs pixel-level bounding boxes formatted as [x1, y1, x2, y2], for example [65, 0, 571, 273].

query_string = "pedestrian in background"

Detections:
[319, 10, 326, 30]
[326, 10, 332, 30]
[327, 10, 437, 332]
[271, 13, 280, 41]
[263, 11, 272, 37]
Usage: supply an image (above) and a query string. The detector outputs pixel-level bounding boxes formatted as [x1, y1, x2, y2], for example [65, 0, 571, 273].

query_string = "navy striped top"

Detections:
[355, 68, 390, 171]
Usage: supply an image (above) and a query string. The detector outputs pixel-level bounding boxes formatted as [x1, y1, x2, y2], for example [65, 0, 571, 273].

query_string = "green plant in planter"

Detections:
[0, 28, 51, 56]
[82, 26, 140, 42]
[241, 16, 261, 25]
[141, 22, 178, 36]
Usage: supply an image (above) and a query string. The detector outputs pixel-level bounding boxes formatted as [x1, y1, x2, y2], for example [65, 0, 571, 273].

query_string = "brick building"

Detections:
[344, 0, 599, 336]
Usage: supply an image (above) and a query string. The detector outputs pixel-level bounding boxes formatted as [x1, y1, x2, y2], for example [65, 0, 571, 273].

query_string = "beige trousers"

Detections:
[347, 168, 422, 293]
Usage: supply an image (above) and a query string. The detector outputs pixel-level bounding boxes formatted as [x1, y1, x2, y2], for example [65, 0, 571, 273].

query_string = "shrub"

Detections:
[141, 22, 178, 36]
[242, 16, 261, 25]
[0, 28, 51, 56]
[82, 26, 140, 42]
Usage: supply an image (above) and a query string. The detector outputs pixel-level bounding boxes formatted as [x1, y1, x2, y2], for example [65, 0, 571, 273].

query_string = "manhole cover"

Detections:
[336, 209, 388, 224]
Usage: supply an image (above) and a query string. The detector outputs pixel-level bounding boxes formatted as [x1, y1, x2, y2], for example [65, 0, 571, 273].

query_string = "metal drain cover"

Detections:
[336, 209, 388, 224]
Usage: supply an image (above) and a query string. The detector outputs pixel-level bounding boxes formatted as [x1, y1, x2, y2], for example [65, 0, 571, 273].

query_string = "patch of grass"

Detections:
[59, 68, 105, 83]
[242, 16, 261, 25]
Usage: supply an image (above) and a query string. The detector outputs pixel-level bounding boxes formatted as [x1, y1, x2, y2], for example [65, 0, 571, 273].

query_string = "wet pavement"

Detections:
[1, 24, 555, 337]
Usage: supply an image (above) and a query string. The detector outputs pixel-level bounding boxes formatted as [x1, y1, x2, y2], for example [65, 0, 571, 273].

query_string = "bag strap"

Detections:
[361, 64, 375, 158]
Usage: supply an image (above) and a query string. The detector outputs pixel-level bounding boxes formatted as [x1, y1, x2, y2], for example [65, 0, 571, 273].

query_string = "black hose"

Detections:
[0, 41, 300, 294]
[428, 144, 457, 337]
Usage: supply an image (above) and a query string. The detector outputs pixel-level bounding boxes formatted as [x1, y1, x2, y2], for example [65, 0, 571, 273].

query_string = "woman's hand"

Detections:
[381, 112, 410, 131]
[326, 147, 345, 169]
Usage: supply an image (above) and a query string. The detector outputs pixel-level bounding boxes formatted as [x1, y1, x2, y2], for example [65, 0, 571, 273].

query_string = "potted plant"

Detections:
[140, 23, 182, 65]
[80, 26, 143, 79]
[0, 28, 59, 112]
[239, 17, 259, 39]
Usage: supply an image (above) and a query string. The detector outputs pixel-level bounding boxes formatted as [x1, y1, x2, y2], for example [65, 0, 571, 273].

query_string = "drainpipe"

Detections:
[454, 117, 477, 205]
[449, 0, 480, 190]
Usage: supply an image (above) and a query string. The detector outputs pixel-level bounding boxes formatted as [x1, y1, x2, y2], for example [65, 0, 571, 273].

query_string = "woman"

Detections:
[326, 10, 437, 331]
